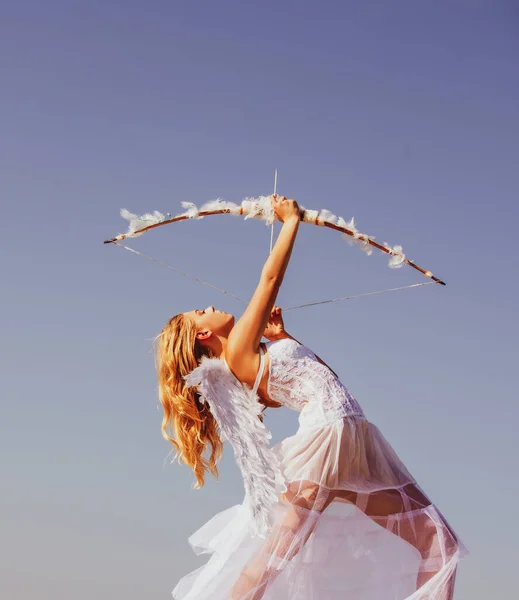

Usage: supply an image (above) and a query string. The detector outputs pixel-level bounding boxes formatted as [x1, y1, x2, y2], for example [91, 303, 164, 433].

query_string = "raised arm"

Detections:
[226, 196, 300, 376]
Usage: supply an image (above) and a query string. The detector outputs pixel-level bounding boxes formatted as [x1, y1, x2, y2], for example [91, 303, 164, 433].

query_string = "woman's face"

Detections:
[184, 306, 235, 340]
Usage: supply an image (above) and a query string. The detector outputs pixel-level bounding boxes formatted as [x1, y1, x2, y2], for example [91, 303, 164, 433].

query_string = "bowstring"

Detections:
[114, 242, 248, 304]
[283, 282, 436, 311]
[113, 242, 436, 311]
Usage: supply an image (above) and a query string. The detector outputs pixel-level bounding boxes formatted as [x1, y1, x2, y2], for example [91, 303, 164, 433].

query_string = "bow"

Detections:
[104, 196, 446, 286]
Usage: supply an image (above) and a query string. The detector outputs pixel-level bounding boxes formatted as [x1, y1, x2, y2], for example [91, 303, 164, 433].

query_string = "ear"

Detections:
[196, 329, 213, 342]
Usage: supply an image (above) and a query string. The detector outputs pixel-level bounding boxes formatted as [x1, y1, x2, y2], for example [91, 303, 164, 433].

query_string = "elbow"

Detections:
[261, 269, 282, 290]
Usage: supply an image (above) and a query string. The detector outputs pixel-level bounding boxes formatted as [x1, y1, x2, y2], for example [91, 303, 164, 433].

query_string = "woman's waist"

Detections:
[297, 399, 365, 426]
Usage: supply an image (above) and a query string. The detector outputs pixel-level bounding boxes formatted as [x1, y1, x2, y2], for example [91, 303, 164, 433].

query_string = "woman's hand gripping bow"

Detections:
[263, 306, 289, 342]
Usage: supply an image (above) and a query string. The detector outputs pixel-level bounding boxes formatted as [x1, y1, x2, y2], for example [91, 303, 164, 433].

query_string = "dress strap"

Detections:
[252, 345, 266, 396]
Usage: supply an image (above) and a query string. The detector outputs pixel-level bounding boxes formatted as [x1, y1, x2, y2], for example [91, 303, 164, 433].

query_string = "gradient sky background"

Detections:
[1, 1, 518, 598]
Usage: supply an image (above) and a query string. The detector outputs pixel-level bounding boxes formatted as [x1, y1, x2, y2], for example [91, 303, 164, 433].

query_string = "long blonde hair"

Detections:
[156, 314, 223, 488]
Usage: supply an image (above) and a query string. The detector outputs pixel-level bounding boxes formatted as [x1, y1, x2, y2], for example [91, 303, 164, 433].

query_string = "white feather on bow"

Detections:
[120, 208, 166, 237]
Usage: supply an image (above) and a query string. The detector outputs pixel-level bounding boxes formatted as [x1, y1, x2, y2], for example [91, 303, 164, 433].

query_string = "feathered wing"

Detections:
[185, 357, 285, 538]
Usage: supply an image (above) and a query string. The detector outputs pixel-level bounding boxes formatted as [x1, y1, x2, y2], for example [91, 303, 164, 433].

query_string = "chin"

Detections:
[225, 314, 235, 331]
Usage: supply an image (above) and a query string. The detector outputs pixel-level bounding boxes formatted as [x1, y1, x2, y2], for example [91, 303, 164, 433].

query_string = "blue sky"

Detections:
[1, 2, 518, 598]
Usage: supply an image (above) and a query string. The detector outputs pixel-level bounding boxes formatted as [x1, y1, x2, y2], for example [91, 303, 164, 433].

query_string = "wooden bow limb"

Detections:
[320, 220, 446, 285]
[103, 209, 233, 244]
[104, 205, 446, 286]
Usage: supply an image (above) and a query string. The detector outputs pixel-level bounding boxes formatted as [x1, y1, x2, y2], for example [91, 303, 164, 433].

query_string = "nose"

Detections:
[207, 305, 215, 313]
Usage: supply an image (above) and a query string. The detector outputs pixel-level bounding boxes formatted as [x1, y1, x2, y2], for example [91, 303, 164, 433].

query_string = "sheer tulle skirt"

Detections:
[173, 417, 466, 599]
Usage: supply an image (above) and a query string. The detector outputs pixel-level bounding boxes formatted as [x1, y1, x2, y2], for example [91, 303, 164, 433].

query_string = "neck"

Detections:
[217, 335, 228, 359]
[203, 334, 228, 359]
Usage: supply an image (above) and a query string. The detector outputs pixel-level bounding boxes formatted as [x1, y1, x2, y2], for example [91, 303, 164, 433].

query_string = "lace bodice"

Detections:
[265, 338, 364, 427]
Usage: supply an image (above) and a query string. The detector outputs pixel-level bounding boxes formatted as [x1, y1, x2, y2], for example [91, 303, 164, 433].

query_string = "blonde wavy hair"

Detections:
[156, 314, 223, 488]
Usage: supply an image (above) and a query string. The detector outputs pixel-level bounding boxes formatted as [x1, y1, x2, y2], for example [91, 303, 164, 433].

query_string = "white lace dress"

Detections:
[173, 338, 466, 599]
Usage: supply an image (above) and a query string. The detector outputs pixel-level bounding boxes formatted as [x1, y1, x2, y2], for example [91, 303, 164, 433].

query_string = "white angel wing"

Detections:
[185, 356, 285, 537]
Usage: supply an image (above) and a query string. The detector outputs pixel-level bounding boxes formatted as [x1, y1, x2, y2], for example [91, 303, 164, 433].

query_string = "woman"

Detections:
[157, 195, 466, 599]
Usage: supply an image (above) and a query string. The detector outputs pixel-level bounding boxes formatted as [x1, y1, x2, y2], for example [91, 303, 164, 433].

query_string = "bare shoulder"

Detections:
[225, 341, 260, 388]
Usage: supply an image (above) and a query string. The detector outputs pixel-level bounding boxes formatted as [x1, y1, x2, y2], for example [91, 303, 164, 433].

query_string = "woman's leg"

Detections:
[231, 481, 459, 600]
[230, 482, 332, 600]
[332, 483, 459, 598]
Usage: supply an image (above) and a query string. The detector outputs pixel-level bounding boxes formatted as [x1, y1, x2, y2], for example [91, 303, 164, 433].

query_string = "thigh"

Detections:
[281, 480, 357, 513]
[363, 483, 431, 518]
